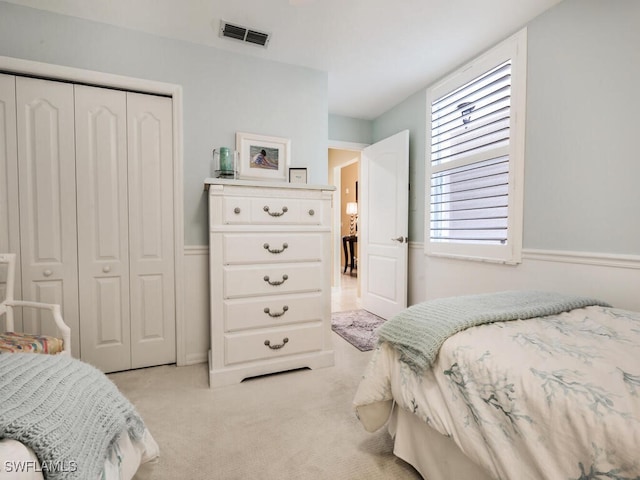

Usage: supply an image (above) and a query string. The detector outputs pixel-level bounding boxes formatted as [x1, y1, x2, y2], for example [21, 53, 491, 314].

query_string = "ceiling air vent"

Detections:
[220, 21, 270, 48]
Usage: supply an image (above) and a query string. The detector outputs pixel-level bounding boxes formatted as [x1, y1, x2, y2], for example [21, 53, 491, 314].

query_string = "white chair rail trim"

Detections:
[522, 249, 640, 270]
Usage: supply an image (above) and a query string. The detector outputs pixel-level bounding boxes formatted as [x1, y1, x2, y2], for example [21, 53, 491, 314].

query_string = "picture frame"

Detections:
[289, 167, 308, 184]
[236, 132, 291, 182]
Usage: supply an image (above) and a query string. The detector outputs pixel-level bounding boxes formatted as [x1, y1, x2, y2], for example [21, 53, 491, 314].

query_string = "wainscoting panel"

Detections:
[408, 242, 426, 306]
[183, 246, 210, 365]
[422, 247, 640, 312]
[183, 244, 640, 365]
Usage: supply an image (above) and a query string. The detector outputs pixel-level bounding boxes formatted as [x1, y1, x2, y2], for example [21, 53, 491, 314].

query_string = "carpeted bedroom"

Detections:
[2, 1, 639, 478]
[105, 275, 416, 479]
[109, 329, 420, 480]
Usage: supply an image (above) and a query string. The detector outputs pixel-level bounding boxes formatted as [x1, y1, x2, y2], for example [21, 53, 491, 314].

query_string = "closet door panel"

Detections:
[0, 74, 22, 330]
[0, 74, 19, 255]
[15, 77, 79, 351]
[127, 92, 176, 369]
[75, 85, 131, 372]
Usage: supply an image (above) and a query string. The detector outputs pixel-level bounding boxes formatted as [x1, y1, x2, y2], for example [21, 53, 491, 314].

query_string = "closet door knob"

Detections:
[102, 266, 111, 273]
[43, 269, 53, 277]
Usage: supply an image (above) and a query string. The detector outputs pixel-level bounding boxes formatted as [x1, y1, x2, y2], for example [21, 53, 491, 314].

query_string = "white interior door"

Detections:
[75, 85, 132, 372]
[15, 77, 80, 351]
[360, 130, 409, 319]
[127, 92, 176, 369]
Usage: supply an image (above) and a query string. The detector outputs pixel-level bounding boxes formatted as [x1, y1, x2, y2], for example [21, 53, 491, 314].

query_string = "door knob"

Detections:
[391, 236, 407, 243]
[103, 266, 111, 273]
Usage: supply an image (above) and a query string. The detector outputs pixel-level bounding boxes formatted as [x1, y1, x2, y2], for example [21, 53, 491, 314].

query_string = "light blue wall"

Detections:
[4, 1, 638, 255]
[524, 0, 640, 254]
[330, 98, 426, 243]
[372, 90, 426, 242]
[370, 0, 640, 256]
[328, 114, 373, 145]
[0, 1, 328, 246]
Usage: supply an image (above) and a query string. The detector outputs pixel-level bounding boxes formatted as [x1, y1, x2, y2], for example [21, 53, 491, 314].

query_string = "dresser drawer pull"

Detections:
[233, 207, 241, 214]
[263, 205, 288, 217]
[308, 209, 315, 216]
[263, 305, 289, 317]
[263, 242, 288, 254]
[264, 337, 289, 350]
[263, 274, 289, 286]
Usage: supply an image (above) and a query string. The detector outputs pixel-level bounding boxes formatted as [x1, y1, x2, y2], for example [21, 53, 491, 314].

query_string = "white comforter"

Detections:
[354, 306, 640, 479]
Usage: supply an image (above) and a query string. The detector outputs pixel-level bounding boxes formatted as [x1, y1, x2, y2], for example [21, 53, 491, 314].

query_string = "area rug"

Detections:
[331, 310, 386, 351]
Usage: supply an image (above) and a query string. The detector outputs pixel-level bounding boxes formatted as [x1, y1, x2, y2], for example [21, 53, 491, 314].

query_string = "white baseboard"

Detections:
[185, 352, 208, 365]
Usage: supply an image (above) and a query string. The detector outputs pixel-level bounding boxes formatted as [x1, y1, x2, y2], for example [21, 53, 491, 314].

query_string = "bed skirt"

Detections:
[389, 406, 494, 480]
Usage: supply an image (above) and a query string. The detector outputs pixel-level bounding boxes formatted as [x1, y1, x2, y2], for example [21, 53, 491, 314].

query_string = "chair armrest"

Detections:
[3, 300, 72, 355]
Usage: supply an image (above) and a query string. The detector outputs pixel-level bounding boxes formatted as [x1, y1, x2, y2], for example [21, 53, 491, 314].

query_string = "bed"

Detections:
[353, 291, 640, 480]
[0, 353, 159, 480]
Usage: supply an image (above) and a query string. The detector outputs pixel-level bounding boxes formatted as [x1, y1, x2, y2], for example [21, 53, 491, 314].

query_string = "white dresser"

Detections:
[205, 179, 336, 387]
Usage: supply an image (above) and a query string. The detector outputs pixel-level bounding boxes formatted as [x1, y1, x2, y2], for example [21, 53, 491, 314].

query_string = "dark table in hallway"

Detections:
[342, 235, 357, 275]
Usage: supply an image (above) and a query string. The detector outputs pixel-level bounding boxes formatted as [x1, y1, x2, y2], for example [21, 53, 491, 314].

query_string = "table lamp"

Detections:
[346, 202, 358, 236]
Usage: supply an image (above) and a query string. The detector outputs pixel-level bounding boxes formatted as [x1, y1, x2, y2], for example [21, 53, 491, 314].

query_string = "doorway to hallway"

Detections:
[331, 272, 361, 312]
[328, 145, 362, 313]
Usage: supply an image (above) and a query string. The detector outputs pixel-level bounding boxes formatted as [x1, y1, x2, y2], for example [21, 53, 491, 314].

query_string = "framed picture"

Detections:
[236, 132, 291, 182]
[289, 167, 308, 184]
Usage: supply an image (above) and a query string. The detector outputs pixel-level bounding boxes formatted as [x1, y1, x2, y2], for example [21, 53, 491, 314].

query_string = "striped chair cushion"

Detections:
[0, 332, 64, 354]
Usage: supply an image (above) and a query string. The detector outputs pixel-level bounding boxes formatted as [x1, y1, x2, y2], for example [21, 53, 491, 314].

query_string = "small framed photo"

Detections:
[289, 167, 308, 184]
[236, 132, 291, 182]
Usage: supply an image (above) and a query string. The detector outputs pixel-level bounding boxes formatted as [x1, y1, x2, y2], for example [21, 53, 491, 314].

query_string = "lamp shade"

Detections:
[346, 202, 358, 215]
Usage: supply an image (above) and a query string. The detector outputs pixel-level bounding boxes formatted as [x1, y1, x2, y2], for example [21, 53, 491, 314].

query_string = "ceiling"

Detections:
[4, 0, 563, 120]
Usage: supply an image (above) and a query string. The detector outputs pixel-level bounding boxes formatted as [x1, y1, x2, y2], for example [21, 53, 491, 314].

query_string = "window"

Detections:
[425, 29, 527, 264]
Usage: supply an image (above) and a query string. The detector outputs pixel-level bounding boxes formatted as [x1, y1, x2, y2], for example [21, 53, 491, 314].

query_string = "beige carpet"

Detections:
[109, 332, 421, 480]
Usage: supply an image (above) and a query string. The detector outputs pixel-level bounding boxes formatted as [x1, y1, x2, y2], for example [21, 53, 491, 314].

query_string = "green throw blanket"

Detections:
[0, 353, 146, 480]
[377, 290, 611, 374]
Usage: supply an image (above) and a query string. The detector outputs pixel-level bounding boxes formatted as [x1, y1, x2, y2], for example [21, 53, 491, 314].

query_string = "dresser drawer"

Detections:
[221, 197, 324, 225]
[222, 233, 322, 264]
[224, 292, 323, 332]
[224, 263, 322, 298]
[224, 323, 323, 365]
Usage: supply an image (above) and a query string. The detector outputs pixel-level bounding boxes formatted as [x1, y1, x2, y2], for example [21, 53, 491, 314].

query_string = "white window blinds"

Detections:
[430, 61, 511, 245]
[425, 29, 526, 264]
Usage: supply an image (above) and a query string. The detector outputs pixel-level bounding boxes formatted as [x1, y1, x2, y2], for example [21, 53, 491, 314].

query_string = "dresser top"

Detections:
[204, 178, 336, 192]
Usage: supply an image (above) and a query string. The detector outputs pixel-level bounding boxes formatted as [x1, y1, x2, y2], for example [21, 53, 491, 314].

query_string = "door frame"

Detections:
[328, 141, 368, 289]
[0, 55, 187, 366]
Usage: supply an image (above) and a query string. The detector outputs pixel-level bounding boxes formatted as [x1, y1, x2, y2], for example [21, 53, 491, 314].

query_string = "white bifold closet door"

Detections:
[0, 74, 21, 322]
[74, 85, 131, 372]
[15, 77, 81, 346]
[2, 74, 176, 372]
[125, 92, 176, 370]
[75, 85, 176, 372]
